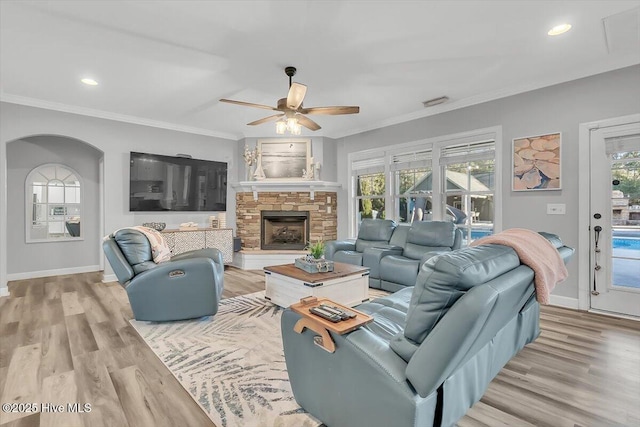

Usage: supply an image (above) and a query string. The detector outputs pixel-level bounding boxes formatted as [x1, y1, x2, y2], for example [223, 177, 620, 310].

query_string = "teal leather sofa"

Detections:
[103, 228, 224, 321]
[282, 233, 574, 427]
[326, 219, 463, 291]
[369, 221, 463, 292]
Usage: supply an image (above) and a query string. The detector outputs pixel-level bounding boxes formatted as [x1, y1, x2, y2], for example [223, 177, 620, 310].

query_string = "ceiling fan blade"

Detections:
[287, 83, 307, 109]
[219, 99, 278, 111]
[300, 106, 360, 115]
[296, 114, 321, 131]
[247, 114, 285, 126]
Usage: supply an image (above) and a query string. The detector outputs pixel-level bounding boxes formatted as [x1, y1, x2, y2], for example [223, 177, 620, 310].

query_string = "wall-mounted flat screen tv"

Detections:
[129, 152, 227, 212]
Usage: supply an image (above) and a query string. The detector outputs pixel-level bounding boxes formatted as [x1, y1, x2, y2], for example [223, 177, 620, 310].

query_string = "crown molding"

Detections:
[0, 93, 241, 141]
[4, 57, 638, 142]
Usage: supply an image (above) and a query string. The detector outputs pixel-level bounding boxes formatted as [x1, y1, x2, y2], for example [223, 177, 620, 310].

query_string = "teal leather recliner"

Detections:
[282, 232, 574, 427]
[324, 219, 398, 266]
[103, 228, 224, 322]
[369, 221, 463, 292]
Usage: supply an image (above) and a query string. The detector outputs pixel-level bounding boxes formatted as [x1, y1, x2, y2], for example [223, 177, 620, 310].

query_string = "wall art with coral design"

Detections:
[512, 132, 561, 191]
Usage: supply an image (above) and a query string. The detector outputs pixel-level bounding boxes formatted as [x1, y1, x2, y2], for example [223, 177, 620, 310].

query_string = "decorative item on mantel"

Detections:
[209, 215, 219, 229]
[253, 148, 266, 180]
[295, 241, 334, 273]
[302, 167, 313, 180]
[242, 145, 258, 181]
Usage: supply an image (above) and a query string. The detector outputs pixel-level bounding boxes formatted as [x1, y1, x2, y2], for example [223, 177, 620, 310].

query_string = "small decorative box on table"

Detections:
[290, 296, 373, 353]
[294, 257, 334, 273]
[264, 262, 369, 308]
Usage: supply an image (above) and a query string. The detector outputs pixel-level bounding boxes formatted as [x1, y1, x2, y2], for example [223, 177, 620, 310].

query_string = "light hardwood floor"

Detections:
[0, 269, 638, 427]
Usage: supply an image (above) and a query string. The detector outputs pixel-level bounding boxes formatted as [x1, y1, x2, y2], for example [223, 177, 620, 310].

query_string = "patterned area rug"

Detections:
[130, 290, 388, 427]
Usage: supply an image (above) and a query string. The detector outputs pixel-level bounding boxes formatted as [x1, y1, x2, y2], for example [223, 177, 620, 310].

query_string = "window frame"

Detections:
[25, 163, 83, 243]
[347, 126, 502, 239]
[355, 171, 387, 222]
[442, 156, 496, 246]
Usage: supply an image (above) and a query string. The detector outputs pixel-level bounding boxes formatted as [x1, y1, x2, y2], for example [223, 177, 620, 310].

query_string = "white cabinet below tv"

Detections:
[163, 228, 233, 264]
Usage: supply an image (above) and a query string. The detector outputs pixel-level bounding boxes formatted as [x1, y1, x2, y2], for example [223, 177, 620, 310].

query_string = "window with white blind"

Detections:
[348, 127, 502, 239]
[352, 156, 386, 231]
[440, 140, 496, 245]
[390, 149, 432, 223]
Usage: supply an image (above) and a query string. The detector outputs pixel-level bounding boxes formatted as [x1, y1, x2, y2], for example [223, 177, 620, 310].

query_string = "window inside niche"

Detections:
[26, 163, 82, 242]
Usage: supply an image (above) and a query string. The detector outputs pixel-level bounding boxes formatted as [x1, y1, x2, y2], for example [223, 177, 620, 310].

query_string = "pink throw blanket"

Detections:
[131, 226, 172, 263]
[470, 228, 567, 304]
[104, 226, 172, 264]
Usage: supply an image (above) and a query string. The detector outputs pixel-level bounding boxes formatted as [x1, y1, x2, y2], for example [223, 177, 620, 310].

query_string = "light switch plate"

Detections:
[547, 203, 566, 215]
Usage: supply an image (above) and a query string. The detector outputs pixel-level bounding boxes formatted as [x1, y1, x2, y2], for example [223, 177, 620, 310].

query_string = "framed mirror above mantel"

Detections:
[231, 180, 341, 201]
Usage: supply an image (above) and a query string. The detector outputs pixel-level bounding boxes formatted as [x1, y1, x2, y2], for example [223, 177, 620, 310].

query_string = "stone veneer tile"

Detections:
[236, 191, 338, 250]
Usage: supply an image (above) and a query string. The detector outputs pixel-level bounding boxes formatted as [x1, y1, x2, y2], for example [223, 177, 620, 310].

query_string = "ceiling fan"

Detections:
[219, 66, 359, 133]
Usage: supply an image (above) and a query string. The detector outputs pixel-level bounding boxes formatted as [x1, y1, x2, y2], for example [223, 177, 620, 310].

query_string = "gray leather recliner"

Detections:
[325, 219, 397, 266]
[282, 232, 574, 427]
[103, 228, 224, 321]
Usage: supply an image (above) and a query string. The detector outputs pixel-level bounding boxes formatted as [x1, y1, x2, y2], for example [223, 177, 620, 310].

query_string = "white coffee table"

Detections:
[264, 262, 370, 308]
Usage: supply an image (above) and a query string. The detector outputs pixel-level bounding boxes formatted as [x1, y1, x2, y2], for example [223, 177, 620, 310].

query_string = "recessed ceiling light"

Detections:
[81, 78, 98, 86]
[548, 23, 572, 36]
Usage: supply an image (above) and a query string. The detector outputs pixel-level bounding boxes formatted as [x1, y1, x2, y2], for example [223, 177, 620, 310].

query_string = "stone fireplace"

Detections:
[235, 190, 337, 250]
[261, 211, 310, 250]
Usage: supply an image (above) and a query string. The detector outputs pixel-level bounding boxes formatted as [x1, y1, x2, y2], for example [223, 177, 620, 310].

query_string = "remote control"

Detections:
[309, 306, 342, 322]
[321, 304, 357, 320]
[319, 304, 350, 320]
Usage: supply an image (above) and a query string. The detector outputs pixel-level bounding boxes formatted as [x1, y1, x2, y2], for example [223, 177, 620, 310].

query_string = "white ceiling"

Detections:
[1, 1, 639, 140]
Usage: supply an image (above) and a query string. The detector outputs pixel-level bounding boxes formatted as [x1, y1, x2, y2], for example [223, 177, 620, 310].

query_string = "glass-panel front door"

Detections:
[590, 123, 640, 316]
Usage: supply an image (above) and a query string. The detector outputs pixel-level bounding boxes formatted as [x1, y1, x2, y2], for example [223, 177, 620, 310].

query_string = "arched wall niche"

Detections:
[5, 134, 104, 278]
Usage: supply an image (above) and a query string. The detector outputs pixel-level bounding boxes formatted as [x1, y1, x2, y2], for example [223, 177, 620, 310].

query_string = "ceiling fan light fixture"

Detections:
[222, 66, 359, 133]
[275, 120, 287, 135]
[423, 96, 449, 107]
[275, 117, 302, 135]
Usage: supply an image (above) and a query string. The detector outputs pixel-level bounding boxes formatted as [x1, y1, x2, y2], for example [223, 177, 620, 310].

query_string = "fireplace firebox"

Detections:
[261, 211, 310, 250]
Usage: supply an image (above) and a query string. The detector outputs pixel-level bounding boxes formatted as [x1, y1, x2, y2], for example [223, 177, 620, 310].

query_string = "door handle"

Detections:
[592, 226, 602, 296]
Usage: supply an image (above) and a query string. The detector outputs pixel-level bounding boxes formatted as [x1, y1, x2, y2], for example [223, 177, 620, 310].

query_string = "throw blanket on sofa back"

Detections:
[104, 226, 172, 264]
[470, 228, 568, 304]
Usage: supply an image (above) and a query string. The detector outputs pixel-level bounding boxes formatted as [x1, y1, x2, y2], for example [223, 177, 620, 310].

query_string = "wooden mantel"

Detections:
[231, 180, 341, 201]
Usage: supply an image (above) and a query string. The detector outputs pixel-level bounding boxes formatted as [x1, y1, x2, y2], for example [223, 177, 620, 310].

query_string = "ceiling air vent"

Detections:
[422, 96, 449, 108]
[602, 7, 639, 54]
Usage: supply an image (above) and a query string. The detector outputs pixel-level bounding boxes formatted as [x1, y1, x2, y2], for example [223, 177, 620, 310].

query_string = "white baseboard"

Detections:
[6, 265, 100, 281]
[102, 274, 117, 283]
[549, 294, 580, 309]
[233, 251, 307, 270]
[0, 287, 8, 298]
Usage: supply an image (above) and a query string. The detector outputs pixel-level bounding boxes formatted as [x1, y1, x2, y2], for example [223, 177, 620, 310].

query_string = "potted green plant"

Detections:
[307, 240, 325, 260]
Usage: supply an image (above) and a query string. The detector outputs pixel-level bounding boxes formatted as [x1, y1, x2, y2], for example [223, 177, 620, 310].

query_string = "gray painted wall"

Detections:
[321, 137, 338, 184]
[0, 104, 238, 280]
[336, 65, 640, 299]
[7, 136, 101, 273]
